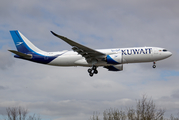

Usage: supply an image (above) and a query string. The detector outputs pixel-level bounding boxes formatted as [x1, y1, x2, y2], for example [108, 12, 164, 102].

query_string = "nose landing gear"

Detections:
[88, 65, 98, 77]
[152, 62, 156, 68]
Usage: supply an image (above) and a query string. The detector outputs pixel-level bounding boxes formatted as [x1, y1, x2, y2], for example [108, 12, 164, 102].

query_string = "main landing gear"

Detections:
[153, 62, 156, 68]
[88, 66, 98, 77]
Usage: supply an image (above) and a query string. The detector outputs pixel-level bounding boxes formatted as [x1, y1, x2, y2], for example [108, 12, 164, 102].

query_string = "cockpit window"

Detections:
[163, 49, 168, 52]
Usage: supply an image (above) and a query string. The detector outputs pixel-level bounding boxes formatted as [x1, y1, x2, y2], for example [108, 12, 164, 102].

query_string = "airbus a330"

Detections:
[9, 30, 172, 77]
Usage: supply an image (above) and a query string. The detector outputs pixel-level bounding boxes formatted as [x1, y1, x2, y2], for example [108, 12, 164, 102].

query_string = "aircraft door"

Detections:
[151, 48, 160, 61]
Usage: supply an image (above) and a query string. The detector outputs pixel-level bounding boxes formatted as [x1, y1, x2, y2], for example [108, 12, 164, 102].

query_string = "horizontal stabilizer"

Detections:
[8, 50, 32, 59]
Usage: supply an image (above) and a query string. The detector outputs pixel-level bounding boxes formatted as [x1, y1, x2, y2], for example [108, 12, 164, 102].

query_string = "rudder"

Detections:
[10, 30, 43, 54]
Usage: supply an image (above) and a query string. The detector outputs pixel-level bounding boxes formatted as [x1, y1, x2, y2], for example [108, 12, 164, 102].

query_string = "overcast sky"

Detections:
[0, 0, 179, 120]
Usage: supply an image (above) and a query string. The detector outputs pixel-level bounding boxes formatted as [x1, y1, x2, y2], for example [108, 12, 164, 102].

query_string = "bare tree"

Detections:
[5, 107, 40, 120]
[126, 107, 135, 120]
[27, 114, 41, 120]
[170, 113, 179, 120]
[89, 112, 100, 120]
[6, 107, 28, 120]
[90, 95, 166, 120]
[135, 95, 165, 120]
[103, 108, 126, 120]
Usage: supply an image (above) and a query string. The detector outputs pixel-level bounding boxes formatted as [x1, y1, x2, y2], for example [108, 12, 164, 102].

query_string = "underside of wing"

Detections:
[51, 31, 106, 63]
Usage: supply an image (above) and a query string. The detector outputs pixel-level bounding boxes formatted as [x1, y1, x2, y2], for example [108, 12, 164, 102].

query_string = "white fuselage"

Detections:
[9, 30, 173, 76]
[48, 47, 172, 67]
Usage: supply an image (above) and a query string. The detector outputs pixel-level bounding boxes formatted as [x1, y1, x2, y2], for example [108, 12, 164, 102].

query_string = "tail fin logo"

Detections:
[16, 42, 23, 46]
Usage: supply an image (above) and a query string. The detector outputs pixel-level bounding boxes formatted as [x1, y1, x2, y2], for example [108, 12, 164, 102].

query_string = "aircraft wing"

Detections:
[51, 31, 106, 62]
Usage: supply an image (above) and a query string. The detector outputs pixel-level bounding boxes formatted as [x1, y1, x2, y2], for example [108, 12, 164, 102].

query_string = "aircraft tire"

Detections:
[94, 70, 98, 74]
[92, 66, 97, 70]
[89, 73, 93, 77]
[88, 69, 92, 73]
[153, 65, 156, 68]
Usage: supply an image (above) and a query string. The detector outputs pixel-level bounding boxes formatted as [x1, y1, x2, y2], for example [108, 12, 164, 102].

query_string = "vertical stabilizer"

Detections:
[10, 30, 44, 54]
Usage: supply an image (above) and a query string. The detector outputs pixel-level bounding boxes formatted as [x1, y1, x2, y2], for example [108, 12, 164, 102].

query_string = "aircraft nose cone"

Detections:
[165, 51, 172, 58]
[169, 51, 172, 57]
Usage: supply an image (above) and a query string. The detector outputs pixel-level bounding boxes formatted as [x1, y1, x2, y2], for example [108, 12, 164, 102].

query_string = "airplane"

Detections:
[9, 30, 172, 77]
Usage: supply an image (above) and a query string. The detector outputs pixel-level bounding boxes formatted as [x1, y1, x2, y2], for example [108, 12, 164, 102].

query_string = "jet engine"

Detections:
[104, 64, 123, 71]
[106, 53, 123, 64]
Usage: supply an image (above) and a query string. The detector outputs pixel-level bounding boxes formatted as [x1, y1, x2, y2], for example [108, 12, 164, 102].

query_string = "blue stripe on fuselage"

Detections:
[10, 30, 65, 64]
[14, 54, 61, 64]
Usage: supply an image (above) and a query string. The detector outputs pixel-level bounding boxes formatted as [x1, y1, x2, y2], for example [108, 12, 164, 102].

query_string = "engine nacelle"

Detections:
[106, 53, 123, 64]
[104, 64, 123, 71]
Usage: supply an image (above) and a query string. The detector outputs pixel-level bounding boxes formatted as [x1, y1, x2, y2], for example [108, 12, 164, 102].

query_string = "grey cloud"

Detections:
[0, 0, 179, 120]
[0, 0, 15, 18]
[171, 90, 179, 99]
[0, 47, 14, 70]
[0, 86, 7, 90]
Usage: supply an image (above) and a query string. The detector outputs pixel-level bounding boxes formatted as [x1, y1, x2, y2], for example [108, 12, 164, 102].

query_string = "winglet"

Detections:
[50, 31, 56, 36]
[51, 31, 65, 39]
[51, 31, 70, 43]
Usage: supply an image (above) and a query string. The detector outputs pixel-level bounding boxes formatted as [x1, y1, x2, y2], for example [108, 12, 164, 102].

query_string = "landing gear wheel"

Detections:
[88, 69, 92, 73]
[88, 65, 98, 77]
[89, 73, 93, 77]
[92, 66, 97, 70]
[152, 62, 156, 68]
[94, 70, 98, 74]
[153, 65, 156, 68]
